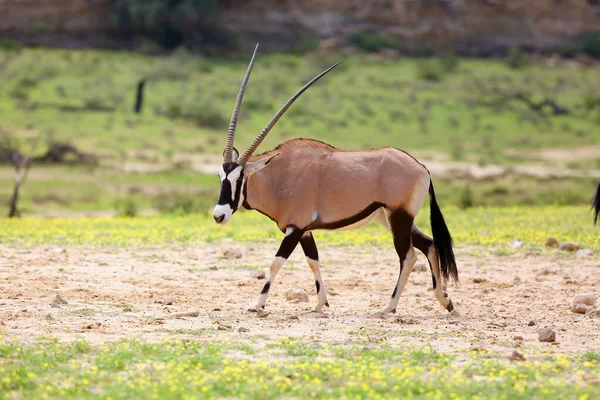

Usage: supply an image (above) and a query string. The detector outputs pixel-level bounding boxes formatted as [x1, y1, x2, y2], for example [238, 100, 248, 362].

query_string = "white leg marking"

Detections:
[251, 256, 286, 310]
[428, 246, 452, 310]
[307, 257, 328, 312]
[379, 247, 417, 315]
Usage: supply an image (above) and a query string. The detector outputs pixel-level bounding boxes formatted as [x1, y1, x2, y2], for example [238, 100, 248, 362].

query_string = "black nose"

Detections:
[214, 214, 225, 223]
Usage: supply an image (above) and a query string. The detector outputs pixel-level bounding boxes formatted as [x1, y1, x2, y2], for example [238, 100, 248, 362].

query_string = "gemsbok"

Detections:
[213, 45, 459, 316]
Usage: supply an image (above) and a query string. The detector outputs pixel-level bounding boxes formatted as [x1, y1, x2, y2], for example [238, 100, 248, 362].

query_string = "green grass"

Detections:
[1, 205, 597, 250]
[1, 48, 598, 159]
[1, 48, 599, 215]
[0, 337, 598, 399]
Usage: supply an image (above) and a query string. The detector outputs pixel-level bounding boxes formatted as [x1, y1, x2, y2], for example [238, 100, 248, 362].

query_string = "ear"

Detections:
[244, 154, 278, 176]
[222, 147, 240, 162]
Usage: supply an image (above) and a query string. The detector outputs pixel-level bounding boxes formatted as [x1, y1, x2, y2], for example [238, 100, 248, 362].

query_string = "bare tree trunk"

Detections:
[8, 154, 31, 218]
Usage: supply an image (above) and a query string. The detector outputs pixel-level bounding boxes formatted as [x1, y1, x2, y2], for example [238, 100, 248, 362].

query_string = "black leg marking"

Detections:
[390, 211, 414, 263]
[412, 228, 438, 290]
[300, 233, 319, 261]
[387, 210, 415, 303]
[261, 281, 271, 295]
[315, 280, 320, 293]
[275, 227, 304, 259]
[446, 300, 454, 313]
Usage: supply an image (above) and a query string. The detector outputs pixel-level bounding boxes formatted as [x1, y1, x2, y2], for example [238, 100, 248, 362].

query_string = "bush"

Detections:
[0, 39, 22, 52]
[505, 46, 530, 69]
[114, 198, 139, 217]
[459, 186, 474, 209]
[112, 0, 220, 48]
[351, 32, 397, 53]
[416, 60, 443, 82]
[153, 193, 208, 215]
[165, 98, 228, 129]
[292, 35, 321, 54]
[580, 32, 600, 59]
[439, 51, 459, 73]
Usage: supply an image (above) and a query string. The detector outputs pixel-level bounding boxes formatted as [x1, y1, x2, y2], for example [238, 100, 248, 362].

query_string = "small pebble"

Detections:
[284, 288, 309, 303]
[559, 242, 580, 252]
[238, 327, 250, 333]
[538, 327, 556, 343]
[250, 270, 266, 279]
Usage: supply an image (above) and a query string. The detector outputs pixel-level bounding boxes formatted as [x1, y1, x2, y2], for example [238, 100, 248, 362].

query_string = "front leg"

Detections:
[248, 226, 303, 312]
[300, 232, 329, 312]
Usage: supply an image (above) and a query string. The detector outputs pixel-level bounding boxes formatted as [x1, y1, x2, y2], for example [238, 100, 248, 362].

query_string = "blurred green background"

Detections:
[0, 0, 599, 218]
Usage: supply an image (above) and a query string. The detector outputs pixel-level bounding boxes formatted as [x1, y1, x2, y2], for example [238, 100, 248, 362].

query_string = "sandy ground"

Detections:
[1, 241, 599, 356]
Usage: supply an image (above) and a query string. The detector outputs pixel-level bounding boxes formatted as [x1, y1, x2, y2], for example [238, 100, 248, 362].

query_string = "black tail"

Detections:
[429, 181, 459, 283]
[593, 182, 600, 225]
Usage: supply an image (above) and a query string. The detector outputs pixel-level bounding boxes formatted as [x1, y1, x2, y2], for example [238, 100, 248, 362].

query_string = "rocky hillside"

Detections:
[1, 0, 599, 53]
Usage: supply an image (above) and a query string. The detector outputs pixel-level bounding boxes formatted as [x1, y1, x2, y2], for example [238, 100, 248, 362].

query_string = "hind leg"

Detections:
[411, 224, 456, 313]
[378, 210, 417, 315]
[300, 232, 329, 312]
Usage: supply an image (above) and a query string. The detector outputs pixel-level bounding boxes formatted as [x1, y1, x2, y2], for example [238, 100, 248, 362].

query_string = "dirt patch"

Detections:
[0, 242, 599, 355]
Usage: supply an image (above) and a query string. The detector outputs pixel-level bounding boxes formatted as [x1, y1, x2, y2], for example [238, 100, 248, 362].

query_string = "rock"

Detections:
[509, 240, 523, 248]
[513, 336, 524, 341]
[216, 323, 232, 331]
[545, 237, 559, 248]
[161, 298, 174, 305]
[222, 248, 242, 259]
[284, 288, 309, 303]
[250, 270, 266, 280]
[50, 303, 62, 309]
[571, 303, 590, 314]
[508, 350, 526, 361]
[0, 319, 5, 326]
[572, 292, 600, 307]
[528, 321, 536, 326]
[208, 265, 219, 271]
[54, 294, 68, 305]
[256, 309, 269, 318]
[238, 327, 250, 333]
[538, 327, 556, 342]
[559, 242, 580, 252]
[576, 249, 593, 257]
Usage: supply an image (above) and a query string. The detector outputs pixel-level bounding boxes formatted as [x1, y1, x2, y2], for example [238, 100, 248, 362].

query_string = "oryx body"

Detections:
[213, 45, 458, 316]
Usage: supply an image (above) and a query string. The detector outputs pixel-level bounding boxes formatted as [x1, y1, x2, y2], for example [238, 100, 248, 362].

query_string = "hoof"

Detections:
[247, 309, 257, 313]
[449, 309, 461, 318]
[325, 301, 330, 307]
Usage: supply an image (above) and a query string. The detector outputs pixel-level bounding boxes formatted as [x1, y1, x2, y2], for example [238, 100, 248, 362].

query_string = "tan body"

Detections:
[245, 139, 430, 232]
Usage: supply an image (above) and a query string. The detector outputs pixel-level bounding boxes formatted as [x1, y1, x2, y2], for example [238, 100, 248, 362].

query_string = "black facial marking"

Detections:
[261, 282, 271, 295]
[431, 273, 437, 290]
[315, 280, 320, 293]
[446, 300, 454, 313]
[217, 162, 244, 211]
[217, 179, 232, 206]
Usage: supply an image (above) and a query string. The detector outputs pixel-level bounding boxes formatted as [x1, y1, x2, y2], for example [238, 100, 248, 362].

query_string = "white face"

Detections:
[213, 164, 245, 225]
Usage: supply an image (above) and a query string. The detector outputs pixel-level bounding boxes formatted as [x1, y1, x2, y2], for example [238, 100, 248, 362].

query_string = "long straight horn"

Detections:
[224, 43, 259, 162]
[238, 61, 343, 166]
